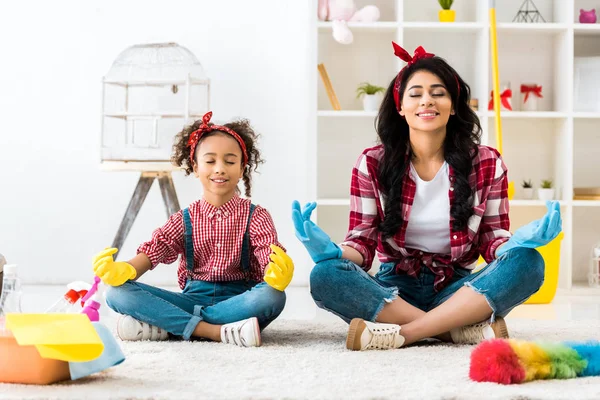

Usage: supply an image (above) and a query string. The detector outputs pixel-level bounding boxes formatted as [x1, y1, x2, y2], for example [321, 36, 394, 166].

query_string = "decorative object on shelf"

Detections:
[574, 57, 600, 112]
[573, 187, 600, 200]
[469, 98, 478, 111]
[356, 82, 384, 111]
[538, 179, 555, 201]
[513, 0, 546, 23]
[317, 0, 380, 45]
[520, 84, 542, 112]
[590, 245, 600, 287]
[579, 9, 597, 24]
[521, 179, 534, 199]
[488, 82, 512, 111]
[438, 0, 455, 23]
[317, 63, 341, 110]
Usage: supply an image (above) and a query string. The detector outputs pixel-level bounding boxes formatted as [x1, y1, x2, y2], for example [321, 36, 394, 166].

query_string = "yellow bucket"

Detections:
[473, 232, 564, 304]
[524, 232, 564, 304]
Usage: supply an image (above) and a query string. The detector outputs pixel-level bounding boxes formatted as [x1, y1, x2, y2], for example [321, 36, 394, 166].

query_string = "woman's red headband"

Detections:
[392, 42, 459, 112]
[187, 111, 248, 166]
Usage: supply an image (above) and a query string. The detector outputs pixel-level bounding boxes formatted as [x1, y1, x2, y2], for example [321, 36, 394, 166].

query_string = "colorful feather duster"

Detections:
[470, 339, 600, 384]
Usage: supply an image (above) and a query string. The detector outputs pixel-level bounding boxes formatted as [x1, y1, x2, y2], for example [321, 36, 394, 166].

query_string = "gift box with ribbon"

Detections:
[488, 83, 513, 112]
[0, 314, 124, 384]
[520, 84, 543, 112]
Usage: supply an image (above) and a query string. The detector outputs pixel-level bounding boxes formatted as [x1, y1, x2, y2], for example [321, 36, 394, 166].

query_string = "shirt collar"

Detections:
[199, 195, 242, 219]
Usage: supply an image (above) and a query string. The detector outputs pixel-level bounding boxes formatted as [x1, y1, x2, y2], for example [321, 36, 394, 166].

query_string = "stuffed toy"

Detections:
[470, 339, 600, 384]
[318, 0, 380, 44]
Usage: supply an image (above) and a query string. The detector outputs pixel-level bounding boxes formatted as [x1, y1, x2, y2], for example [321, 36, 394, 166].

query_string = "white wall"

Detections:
[0, 0, 314, 286]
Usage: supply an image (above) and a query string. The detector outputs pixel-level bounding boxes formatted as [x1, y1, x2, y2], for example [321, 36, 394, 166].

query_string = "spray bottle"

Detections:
[80, 276, 101, 322]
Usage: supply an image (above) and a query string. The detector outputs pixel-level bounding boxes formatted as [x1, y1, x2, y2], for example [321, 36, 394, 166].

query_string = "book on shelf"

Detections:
[317, 63, 341, 111]
[573, 188, 600, 200]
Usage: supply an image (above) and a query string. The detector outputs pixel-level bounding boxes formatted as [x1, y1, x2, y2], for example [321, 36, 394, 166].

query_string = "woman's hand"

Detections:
[264, 245, 294, 291]
[292, 200, 342, 263]
[496, 201, 562, 258]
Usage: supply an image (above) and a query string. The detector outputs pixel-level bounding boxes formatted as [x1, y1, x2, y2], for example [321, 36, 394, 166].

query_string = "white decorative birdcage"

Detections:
[101, 43, 210, 162]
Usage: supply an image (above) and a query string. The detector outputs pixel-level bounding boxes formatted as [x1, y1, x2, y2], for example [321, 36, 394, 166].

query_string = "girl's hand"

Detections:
[264, 245, 294, 291]
[93, 248, 137, 287]
[291, 200, 342, 264]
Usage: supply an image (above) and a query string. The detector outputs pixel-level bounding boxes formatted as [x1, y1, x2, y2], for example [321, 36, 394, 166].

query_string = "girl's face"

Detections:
[399, 70, 454, 135]
[193, 133, 244, 206]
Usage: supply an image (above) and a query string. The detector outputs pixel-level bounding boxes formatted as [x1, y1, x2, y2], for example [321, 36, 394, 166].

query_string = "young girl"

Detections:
[94, 111, 294, 347]
[293, 43, 562, 350]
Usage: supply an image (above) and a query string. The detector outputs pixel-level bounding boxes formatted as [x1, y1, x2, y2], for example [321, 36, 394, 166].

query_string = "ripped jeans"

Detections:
[309, 247, 545, 323]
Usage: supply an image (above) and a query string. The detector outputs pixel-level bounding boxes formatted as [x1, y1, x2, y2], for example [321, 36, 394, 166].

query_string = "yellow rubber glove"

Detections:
[263, 245, 294, 292]
[92, 248, 136, 287]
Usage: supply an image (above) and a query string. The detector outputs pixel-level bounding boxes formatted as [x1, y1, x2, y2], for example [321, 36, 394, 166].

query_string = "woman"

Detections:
[293, 43, 561, 351]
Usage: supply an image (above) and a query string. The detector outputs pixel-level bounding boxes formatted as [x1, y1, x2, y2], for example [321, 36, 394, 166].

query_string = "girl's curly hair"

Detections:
[171, 118, 264, 197]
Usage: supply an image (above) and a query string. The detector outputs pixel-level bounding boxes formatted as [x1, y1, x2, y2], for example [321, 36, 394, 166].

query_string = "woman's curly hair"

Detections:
[171, 118, 264, 197]
[376, 56, 482, 239]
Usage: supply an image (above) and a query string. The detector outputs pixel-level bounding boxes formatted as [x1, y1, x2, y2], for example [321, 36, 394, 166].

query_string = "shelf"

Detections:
[317, 198, 350, 206]
[510, 200, 569, 206]
[572, 200, 600, 207]
[496, 23, 568, 34]
[317, 21, 397, 32]
[573, 112, 600, 119]
[402, 22, 484, 32]
[104, 112, 203, 119]
[574, 25, 600, 36]
[486, 111, 568, 119]
[317, 110, 377, 117]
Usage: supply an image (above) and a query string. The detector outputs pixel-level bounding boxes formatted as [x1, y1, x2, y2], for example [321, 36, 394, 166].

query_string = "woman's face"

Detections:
[399, 70, 454, 134]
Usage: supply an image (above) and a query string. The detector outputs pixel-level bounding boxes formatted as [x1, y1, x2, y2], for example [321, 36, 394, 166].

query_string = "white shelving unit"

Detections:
[311, 0, 600, 294]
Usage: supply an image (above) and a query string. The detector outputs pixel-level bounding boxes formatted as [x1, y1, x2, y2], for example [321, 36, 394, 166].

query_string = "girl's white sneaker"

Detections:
[116, 315, 169, 341]
[220, 317, 261, 347]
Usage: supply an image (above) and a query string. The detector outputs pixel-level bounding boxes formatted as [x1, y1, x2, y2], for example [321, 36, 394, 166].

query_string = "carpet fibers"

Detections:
[2, 318, 600, 399]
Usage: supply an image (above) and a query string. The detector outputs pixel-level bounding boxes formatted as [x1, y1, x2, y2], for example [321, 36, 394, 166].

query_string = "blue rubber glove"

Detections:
[496, 200, 562, 258]
[292, 200, 342, 264]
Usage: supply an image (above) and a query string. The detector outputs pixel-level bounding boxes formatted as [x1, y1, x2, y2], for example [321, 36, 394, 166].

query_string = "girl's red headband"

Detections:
[187, 111, 248, 166]
[392, 42, 460, 113]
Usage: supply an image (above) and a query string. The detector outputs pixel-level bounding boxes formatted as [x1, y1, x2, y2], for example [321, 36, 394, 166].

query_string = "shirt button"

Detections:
[452, 258, 457, 261]
[419, 251, 423, 255]
[453, 235, 457, 239]
[216, 243, 221, 248]
[217, 217, 222, 222]
[450, 187, 454, 191]
[404, 260, 409, 263]
[213, 266, 217, 270]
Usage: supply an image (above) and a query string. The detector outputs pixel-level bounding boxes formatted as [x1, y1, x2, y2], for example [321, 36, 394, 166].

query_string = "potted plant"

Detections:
[522, 179, 534, 199]
[538, 179, 555, 201]
[356, 82, 385, 111]
[438, 0, 455, 23]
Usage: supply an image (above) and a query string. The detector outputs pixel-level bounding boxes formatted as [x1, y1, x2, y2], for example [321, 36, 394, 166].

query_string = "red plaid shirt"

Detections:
[341, 144, 511, 291]
[137, 196, 284, 289]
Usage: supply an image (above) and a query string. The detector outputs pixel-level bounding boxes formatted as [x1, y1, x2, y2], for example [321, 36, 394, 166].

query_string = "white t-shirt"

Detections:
[404, 162, 452, 254]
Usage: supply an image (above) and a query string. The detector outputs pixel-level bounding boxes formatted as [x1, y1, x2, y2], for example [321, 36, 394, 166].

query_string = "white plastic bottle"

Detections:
[0, 264, 23, 334]
[46, 289, 81, 313]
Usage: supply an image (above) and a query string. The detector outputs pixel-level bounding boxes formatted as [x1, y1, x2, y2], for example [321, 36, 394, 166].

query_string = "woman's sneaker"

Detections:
[346, 318, 405, 351]
[220, 317, 261, 347]
[449, 317, 509, 344]
[116, 315, 169, 341]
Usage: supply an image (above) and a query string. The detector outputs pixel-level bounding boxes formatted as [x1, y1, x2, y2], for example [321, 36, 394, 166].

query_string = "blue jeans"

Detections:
[105, 280, 286, 340]
[310, 247, 545, 324]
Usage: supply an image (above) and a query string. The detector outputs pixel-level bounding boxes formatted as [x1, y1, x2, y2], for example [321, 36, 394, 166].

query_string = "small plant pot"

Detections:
[362, 94, 381, 112]
[538, 188, 555, 201]
[439, 10, 456, 22]
[522, 187, 534, 200]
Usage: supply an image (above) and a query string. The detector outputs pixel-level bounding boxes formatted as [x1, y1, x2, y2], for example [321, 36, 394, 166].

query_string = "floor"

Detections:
[19, 284, 600, 329]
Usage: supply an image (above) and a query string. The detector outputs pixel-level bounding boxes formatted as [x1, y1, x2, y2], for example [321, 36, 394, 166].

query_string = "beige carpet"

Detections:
[2, 318, 600, 400]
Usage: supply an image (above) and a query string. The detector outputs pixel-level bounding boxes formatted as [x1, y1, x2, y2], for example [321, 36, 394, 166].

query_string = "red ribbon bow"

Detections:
[187, 111, 248, 165]
[392, 42, 435, 111]
[520, 84, 543, 103]
[488, 89, 513, 111]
